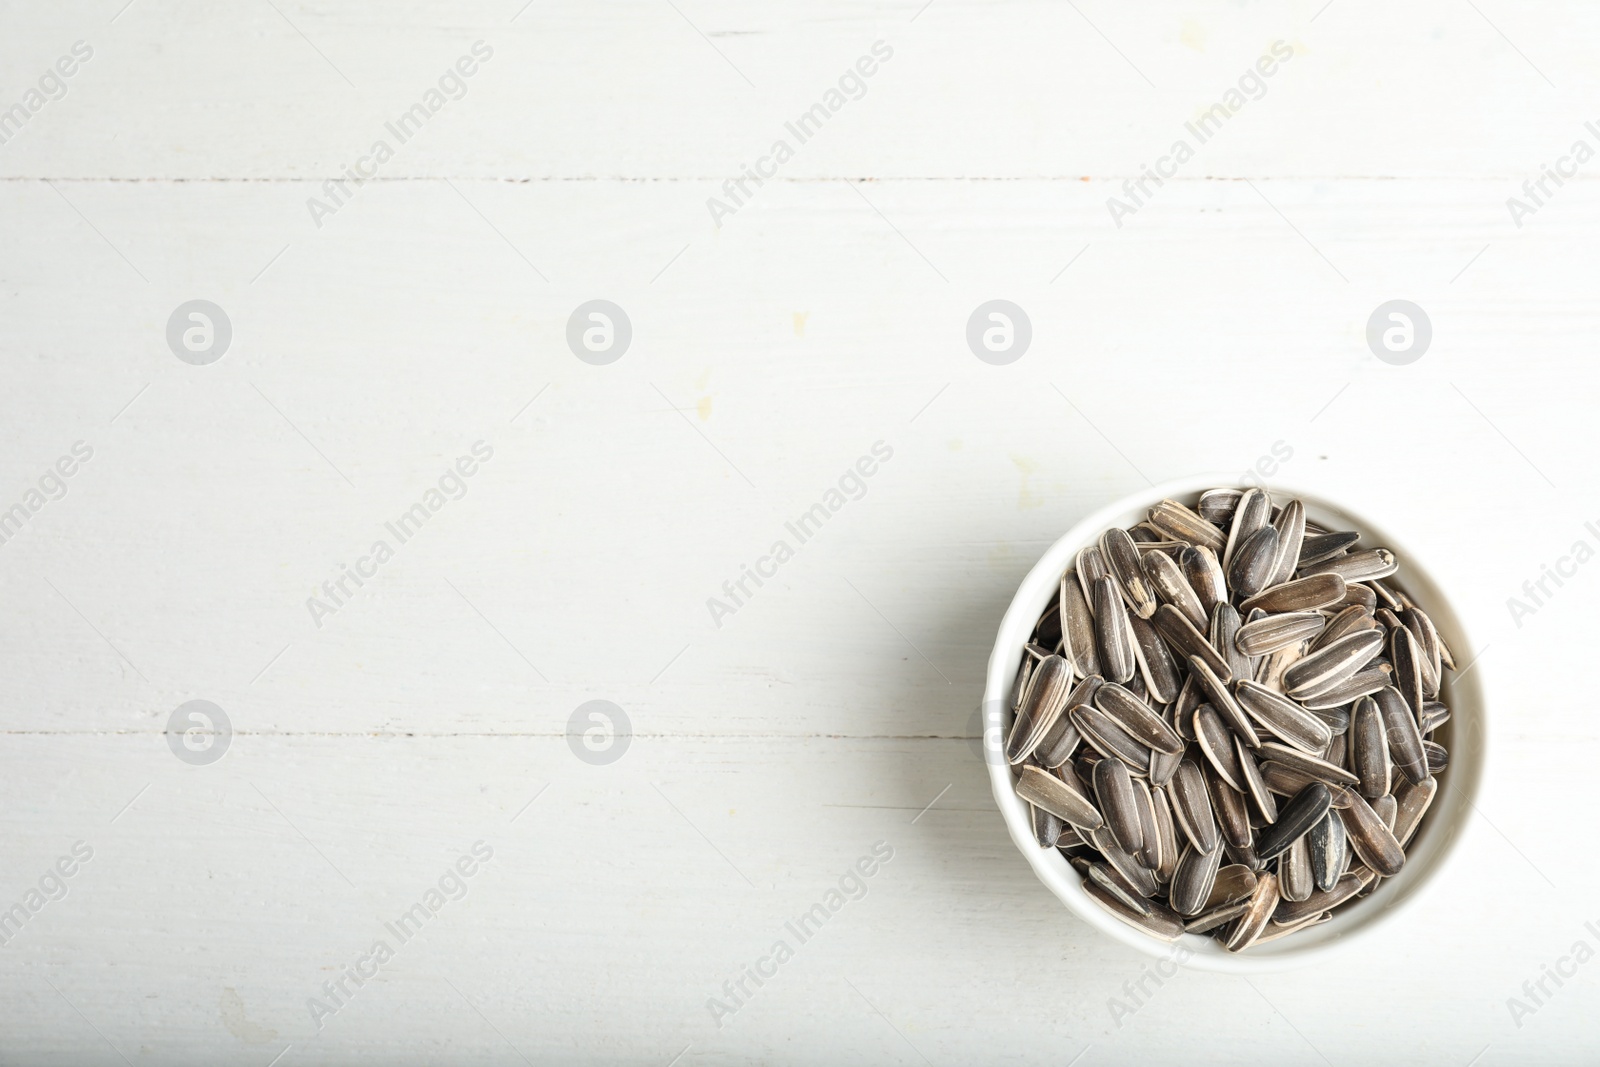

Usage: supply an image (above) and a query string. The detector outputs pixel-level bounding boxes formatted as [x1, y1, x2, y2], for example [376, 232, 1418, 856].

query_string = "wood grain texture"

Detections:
[1, 0, 1597, 1063]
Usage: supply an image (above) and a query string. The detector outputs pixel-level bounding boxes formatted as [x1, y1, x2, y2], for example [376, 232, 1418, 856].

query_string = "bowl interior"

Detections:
[983, 475, 1485, 973]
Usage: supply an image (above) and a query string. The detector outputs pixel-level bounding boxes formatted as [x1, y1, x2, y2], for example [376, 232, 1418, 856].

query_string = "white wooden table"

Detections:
[1, 1, 1596, 1062]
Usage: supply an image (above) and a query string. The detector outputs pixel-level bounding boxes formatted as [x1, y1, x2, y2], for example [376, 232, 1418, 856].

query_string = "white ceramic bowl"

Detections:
[983, 475, 1485, 972]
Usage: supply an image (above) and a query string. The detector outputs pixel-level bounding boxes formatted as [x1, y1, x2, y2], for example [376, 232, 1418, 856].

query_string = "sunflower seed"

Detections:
[1339, 792, 1406, 876]
[1236, 611, 1326, 657]
[1081, 876, 1184, 941]
[1279, 836, 1315, 902]
[1351, 697, 1392, 799]
[1254, 910, 1331, 944]
[1102, 527, 1158, 619]
[1207, 761, 1253, 850]
[1006, 655, 1075, 763]
[1423, 740, 1449, 775]
[1032, 804, 1064, 848]
[1298, 530, 1360, 567]
[1144, 549, 1208, 629]
[1326, 731, 1347, 770]
[1229, 524, 1280, 599]
[1088, 755, 1139, 857]
[1152, 785, 1181, 882]
[1152, 606, 1233, 683]
[1400, 606, 1443, 699]
[1180, 545, 1229, 615]
[1205, 864, 1259, 910]
[1303, 548, 1399, 583]
[1255, 641, 1304, 693]
[1375, 685, 1428, 786]
[1058, 824, 1086, 849]
[1307, 605, 1377, 653]
[1169, 759, 1221, 854]
[1133, 776, 1162, 869]
[1092, 576, 1136, 684]
[1268, 500, 1307, 588]
[1240, 573, 1348, 615]
[1254, 782, 1332, 861]
[1257, 741, 1360, 787]
[1235, 681, 1334, 754]
[1128, 614, 1181, 704]
[1329, 582, 1379, 613]
[1128, 524, 1163, 544]
[1197, 488, 1242, 525]
[1195, 705, 1249, 792]
[1173, 674, 1202, 741]
[1185, 900, 1251, 934]
[1086, 860, 1152, 914]
[1077, 545, 1110, 597]
[1419, 700, 1450, 735]
[1393, 775, 1437, 847]
[1010, 656, 1035, 713]
[1033, 714, 1082, 769]
[1090, 827, 1161, 898]
[1147, 498, 1227, 552]
[1283, 630, 1385, 700]
[1093, 683, 1183, 755]
[1391, 626, 1425, 718]
[1298, 664, 1392, 710]
[1372, 794, 1398, 831]
[1273, 870, 1370, 926]
[1189, 653, 1260, 746]
[1074, 700, 1155, 772]
[1060, 575, 1100, 678]
[1223, 488, 1271, 573]
[1236, 736, 1279, 824]
[1016, 764, 1103, 831]
[1369, 579, 1402, 611]
[1225, 870, 1281, 951]
[1260, 760, 1346, 802]
[1170, 841, 1224, 915]
[1307, 810, 1347, 892]
[1149, 743, 1182, 787]
[1210, 602, 1252, 683]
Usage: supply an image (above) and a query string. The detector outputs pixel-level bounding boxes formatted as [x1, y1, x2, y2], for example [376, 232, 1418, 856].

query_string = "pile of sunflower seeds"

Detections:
[1007, 488, 1451, 951]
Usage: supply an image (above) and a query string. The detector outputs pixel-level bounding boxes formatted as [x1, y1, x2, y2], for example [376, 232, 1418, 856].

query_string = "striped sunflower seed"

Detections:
[1297, 530, 1359, 567]
[1351, 696, 1392, 800]
[1169, 841, 1224, 916]
[1228, 525, 1280, 599]
[1144, 549, 1208, 629]
[1134, 777, 1163, 869]
[1338, 792, 1406, 876]
[1071, 705, 1153, 775]
[1077, 545, 1110, 598]
[1393, 775, 1437, 848]
[1095, 683, 1184, 755]
[1206, 761, 1253, 850]
[1256, 741, 1359, 787]
[1033, 804, 1064, 849]
[1268, 499, 1307, 588]
[1307, 810, 1347, 892]
[1092, 576, 1136, 684]
[1235, 611, 1326, 657]
[1253, 782, 1332, 861]
[1235, 681, 1334, 754]
[1283, 630, 1385, 700]
[1060, 575, 1100, 678]
[1278, 836, 1315, 902]
[1090, 827, 1160, 898]
[1391, 626, 1426, 718]
[1128, 613, 1181, 704]
[1006, 655, 1074, 764]
[1180, 545, 1228, 615]
[1017, 764, 1102, 832]
[1329, 582, 1379, 613]
[1195, 705, 1249, 792]
[1240, 573, 1348, 615]
[1081, 877, 1183, 940]
[1298, 664, 1392, 710]
[1168, 759, 1221, 855]
[1148, 499, 1227, 552]
[1184, 900, 1250, 934]
[1235, 736, 1279, 824]
[1374, 685, 1428, 786]
[1152, 785, 1181, 882]
[1094, 758, 1145, 857]
[1306, 605, 1376, 653]
[1210, 603, 1252, 683]
[1225, 870, 1281, 952]
[1223, 488, 1271, 573]
[1272, 870, 1371, 926]
[1196, 489, 1242, 525]
[1303, 548, 1399, 584]
[1102, 527, 1158, 619]
[1188, 653, 1260, 747]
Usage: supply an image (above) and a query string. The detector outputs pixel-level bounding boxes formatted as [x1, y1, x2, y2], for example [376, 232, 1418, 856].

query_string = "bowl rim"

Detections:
[983, 473, 1487, 973]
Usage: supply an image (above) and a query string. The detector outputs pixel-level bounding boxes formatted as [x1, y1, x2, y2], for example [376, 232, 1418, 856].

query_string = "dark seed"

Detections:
[1254, 782, 1332, 861]
[1375, 685, 1428, 786]
[1298, 530, 1359, 567]
[1239, 573, 1348, 614]
[1307, 810, 1347, 892]
[1229, 525, 1280, 599]
[1092, 576, 1135, 684]
[1101, 527, 1158, 619]
[1060, 575, 1100, 678]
